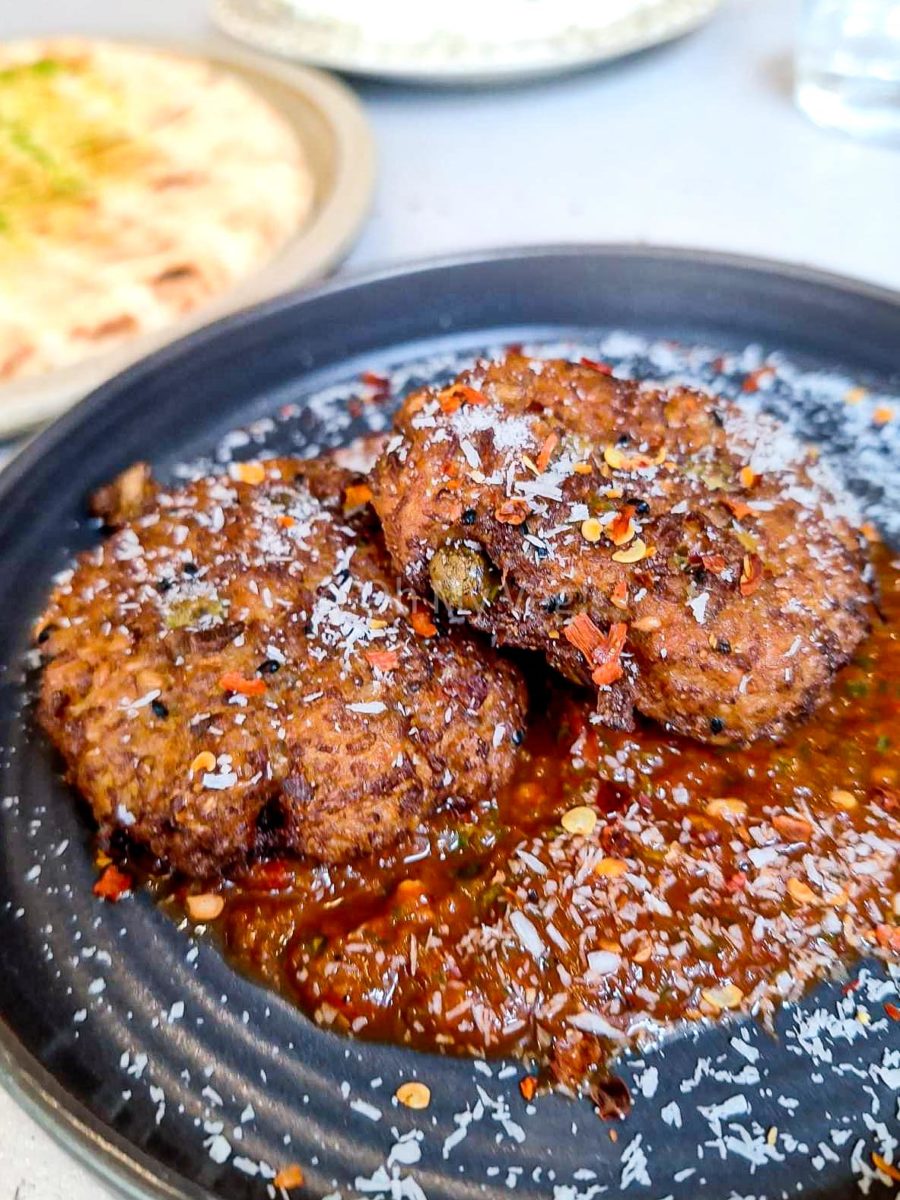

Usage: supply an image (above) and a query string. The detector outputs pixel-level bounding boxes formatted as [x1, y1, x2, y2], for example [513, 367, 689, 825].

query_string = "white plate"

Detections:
[211, 0, 721, 86]
[0, 41, 375, 438]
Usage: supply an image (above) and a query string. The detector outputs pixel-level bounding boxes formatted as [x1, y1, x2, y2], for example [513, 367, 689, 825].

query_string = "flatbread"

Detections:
[0, 39, 314, 383]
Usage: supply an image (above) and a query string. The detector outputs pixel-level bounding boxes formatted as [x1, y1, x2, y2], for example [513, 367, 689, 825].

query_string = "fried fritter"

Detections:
[36, 457, 526, 877]
[372, 355, 873, 745]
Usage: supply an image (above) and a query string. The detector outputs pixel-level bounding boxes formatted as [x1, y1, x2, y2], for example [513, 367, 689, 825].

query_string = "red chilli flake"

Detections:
[219, 671, 267, 697]
[722, 495, 754, 521]
[494, 498, 530, 526]
[344, 483, 374, 509]
[608, 505, 636, 546]
[273, 1165, 305, 1191]
[365, 649, 399, 672]
[410, 611, 437, 638]
[535, 432, 560, 474]
[742, 366, 775, 393]
[93, 864, 133, 902]
[519, 1076, 539, 1102]
[884, 1002, 900, 1021]
[701, 553, 728, 575]
[437, 384, 488, 414]
[563, 614, 628, 687]
[456, 386, 486, 405]
[872, 1153, 900, 1183]
[610, 580, 629, 610]
[563, 612, 604, 660]
[591, 622, 628, 687]
[872, 406, 894, 427]
[739, 553, 764, 597]
[580, 357, 614, 375]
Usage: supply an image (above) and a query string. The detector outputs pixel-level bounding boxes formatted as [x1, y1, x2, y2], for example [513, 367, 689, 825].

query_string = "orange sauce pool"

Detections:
[169, 550, 900, 1102]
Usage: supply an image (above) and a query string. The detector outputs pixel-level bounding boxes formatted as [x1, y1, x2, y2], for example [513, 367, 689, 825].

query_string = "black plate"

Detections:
[1, 246, 899, 1200]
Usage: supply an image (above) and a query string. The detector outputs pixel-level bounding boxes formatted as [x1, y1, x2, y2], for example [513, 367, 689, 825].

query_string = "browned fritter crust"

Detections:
[35, 457, 526, 877]
[372, 354, 873, 745]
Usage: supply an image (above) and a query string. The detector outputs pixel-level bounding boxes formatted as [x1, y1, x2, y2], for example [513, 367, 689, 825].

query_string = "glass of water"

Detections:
[795, 0, 900, 142]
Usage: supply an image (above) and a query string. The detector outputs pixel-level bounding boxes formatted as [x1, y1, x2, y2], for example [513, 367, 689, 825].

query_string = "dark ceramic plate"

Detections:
[1, 247, 899, 1200]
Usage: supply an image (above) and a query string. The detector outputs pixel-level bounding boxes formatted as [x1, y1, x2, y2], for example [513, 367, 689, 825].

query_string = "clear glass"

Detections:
[795, 0, 900, 142]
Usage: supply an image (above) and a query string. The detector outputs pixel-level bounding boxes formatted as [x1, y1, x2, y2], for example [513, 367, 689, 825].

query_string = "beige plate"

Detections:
[0, 40, 375, 438]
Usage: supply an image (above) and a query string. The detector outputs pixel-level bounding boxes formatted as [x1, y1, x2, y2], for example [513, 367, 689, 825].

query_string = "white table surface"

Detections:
[1, 0, 899, 1196]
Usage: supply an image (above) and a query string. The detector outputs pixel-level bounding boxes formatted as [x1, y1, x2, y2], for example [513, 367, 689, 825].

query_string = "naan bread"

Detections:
[0, 39, 314, 382]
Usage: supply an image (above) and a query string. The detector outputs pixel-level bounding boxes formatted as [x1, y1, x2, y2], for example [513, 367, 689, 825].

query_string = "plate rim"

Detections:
[1, 241, 899, 1200]
[3, 241, 899, 480]
[211, 0, 721, 85]
[0, 37, 376, 439]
